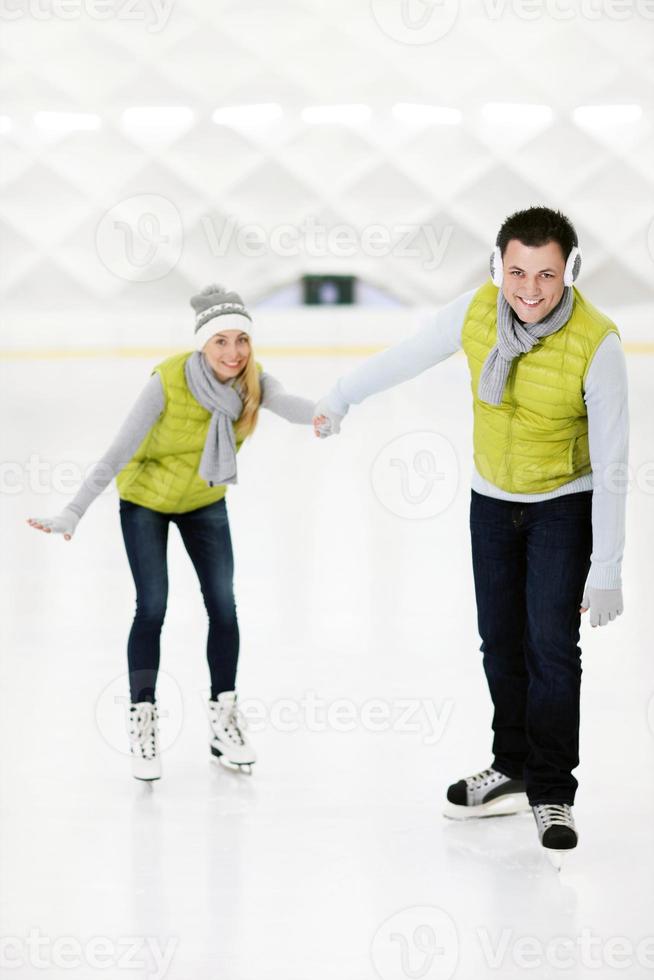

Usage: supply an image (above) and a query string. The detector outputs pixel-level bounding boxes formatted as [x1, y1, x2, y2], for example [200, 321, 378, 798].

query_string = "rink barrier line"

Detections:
[1, 342, 654, 360]
[0, 345, 387, 360]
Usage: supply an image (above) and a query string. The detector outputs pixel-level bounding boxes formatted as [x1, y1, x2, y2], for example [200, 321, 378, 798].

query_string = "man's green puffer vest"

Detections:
[461, 280, 619, 494]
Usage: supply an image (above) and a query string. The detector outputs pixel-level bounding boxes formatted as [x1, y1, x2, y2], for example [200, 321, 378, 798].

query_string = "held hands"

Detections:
[580, 587, 623, 628]
[312, 398, 346, 439]
[313, 414, 332, 438]
[27, 508, 79, 541]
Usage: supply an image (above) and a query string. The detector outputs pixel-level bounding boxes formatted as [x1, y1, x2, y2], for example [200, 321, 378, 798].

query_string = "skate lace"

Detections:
[131, 704, 157, 759]
[534, 803, 573, 830]
[213, 702, 247, 746]
[467, 768, 499, 789]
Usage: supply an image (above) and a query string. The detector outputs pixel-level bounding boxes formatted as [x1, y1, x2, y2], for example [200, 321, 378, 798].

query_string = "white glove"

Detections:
[580, 587, 623, 628]
[27, 507, 79, 540]
[312, 397, 346, 439]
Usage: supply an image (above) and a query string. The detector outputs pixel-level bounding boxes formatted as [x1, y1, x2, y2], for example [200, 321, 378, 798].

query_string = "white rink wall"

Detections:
[4, 302, 654, 352]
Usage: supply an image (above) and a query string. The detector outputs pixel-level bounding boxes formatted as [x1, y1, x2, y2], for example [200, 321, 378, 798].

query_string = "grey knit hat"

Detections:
[190, 284, 253, 350]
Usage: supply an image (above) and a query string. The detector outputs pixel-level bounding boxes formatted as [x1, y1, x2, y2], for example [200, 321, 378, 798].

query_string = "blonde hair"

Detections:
[233, 346, 261, 440]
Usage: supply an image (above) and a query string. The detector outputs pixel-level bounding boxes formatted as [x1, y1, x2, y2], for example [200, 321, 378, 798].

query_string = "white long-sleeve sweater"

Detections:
[325, 289, 629, 590]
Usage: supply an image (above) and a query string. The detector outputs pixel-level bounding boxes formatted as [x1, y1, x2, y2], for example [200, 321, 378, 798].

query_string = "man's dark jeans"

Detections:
[470, 488, 593, 805]
[119, 497, 239, 703]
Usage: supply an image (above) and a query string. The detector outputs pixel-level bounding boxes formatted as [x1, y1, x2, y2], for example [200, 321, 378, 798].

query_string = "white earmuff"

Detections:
[489, 245, 503, 287]
[563, 245, 582, 287]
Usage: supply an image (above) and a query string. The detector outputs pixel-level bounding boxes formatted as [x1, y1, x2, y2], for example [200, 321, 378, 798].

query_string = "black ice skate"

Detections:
[532, 803, 578, 871]
[444, 766, 529, 819]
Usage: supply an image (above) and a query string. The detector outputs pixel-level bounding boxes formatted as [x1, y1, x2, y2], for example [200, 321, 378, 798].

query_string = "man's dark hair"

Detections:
[496, 206, 578, 260]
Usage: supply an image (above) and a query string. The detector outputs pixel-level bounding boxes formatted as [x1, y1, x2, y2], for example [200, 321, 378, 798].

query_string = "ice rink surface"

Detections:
[2, 349, 653, 980]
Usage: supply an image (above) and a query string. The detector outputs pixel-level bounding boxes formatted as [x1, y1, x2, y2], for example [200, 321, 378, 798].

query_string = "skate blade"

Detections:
[443, 793, 531, 821]
[133, 777, 158, 794]
[132, 763, 161, 782]
[545, 849, 565, 871]
[210, 753, 254, 775]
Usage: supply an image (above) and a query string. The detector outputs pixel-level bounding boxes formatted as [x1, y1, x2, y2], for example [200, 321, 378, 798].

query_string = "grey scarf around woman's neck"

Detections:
[478, 286, 574, 406]
[184, 351, 243, 486]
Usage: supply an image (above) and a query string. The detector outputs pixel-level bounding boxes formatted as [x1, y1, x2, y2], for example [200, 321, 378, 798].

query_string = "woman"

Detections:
[29, 284, 322, 782]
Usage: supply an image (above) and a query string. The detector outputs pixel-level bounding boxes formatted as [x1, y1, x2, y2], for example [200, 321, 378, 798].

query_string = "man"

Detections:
[313, 207, 628, 866]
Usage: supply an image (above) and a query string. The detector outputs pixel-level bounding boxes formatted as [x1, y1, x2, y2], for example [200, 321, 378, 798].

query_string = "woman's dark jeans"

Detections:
[119, 497, 239, 704]
[470, 488, 593, 805]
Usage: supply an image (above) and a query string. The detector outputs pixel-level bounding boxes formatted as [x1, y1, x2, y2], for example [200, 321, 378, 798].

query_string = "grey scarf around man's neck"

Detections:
[184, 351, 243, 486]
[478, 286, 574, 406]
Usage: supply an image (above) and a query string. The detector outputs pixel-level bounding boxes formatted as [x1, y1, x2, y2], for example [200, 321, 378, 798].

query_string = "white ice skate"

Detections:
[444, 767, 530, 819]
[532, 803, 577, 871]
[208, 692, 256, 774]
[127, 701, 161, 781]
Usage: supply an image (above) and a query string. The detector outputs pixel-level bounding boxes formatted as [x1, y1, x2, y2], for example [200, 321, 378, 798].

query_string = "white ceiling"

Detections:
[1, 0, 653, 324]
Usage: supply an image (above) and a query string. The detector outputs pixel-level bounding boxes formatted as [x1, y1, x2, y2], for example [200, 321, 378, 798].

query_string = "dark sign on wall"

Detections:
[302, 275, 356, 305]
